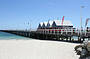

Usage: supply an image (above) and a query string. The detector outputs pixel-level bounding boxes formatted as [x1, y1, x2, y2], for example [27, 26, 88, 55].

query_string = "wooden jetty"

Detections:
[0, 28, 90, 43]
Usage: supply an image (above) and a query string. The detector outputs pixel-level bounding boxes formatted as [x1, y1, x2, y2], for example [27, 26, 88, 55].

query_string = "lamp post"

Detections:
[80, 6, 84, 36]
[28, 16, 31, 31]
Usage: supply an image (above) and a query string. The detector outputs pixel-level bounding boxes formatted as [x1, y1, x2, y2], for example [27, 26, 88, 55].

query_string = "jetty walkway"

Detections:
[0, 29, 90, 43]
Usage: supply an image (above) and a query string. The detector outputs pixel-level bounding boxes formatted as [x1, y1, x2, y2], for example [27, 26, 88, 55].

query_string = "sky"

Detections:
[0, 0, 90, 30]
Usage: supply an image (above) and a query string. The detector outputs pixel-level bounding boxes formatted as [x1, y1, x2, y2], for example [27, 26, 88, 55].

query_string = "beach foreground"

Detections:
[0, 39, 79, 59]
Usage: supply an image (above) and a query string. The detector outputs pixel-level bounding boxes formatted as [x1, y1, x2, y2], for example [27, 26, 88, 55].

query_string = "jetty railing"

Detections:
[37, 28, 90, 37]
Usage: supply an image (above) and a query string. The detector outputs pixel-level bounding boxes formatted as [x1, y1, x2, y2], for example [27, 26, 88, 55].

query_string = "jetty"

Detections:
[0, 19, 90, 43]
[0, 28, 90, 43]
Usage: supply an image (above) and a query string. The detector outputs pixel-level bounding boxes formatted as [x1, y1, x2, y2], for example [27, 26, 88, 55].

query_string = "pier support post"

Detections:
[60, 38, 61, 41]
[56, 36, 60, 40]
[66, 37, 68, 42]
[83, 38, 85, 41]
[29, 32, 30, 37]
[45, 35, 48, 40]
[78, 37, 81, 42]
[61, 38, 63, 41]
[70, 37, 71, 42]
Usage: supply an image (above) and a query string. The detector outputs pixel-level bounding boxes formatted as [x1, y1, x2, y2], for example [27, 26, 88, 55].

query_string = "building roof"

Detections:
[49, 21, 53, 25]
[40, 22, 43, 26]
[42, 22, 48, 27]
[38, 22, 43, 28]
[44, 22, 48, 26]
[38, 20, 73, 28]
[47, 21, 53, 27]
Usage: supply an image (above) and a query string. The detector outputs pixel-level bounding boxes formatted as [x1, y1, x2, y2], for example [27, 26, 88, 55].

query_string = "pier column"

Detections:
[78, 36, 79, 42]
[70, 37, 71, 42]
[83, 38, 85, 41]
[66, 37, 68, 42]
[61, 38, 63, 41]
[56, 36, 60, 40]
[78, 37, 81, 42]
[25, 32, 27, 37]
[72, 38, 74, 42]
[29, 32, 31, 37]
[60, 38, 61, 41]
[45, 35, 48, 39]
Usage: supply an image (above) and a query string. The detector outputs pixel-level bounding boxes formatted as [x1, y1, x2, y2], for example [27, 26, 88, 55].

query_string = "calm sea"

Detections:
[0, 31, 31, 40]
[0, 31, 87, 40]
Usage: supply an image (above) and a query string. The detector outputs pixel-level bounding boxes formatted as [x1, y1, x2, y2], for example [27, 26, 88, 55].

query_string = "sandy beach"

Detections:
[0, 39, 80, 59]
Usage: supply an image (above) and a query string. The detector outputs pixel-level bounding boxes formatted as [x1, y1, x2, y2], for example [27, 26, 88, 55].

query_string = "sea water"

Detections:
[0, 31, 88, 41]
[0, 31, 31, 40]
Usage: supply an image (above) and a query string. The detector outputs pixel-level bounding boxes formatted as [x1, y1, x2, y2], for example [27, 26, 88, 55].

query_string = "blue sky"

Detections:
[0, 0, 90, 30]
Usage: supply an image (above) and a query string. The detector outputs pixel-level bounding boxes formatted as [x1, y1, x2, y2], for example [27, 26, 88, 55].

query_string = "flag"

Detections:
[61, 16, 64, 25]
[85, 18, 90, 27]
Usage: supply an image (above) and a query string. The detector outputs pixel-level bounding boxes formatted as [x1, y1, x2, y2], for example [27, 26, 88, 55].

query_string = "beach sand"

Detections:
[0, 39, 80, 59]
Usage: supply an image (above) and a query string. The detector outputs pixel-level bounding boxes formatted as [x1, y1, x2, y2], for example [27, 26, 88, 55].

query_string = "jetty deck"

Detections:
[0, 28, 90, 43]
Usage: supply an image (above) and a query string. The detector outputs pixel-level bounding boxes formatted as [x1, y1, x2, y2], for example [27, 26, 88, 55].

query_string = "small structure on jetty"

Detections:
[37, 17, 76, 36]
